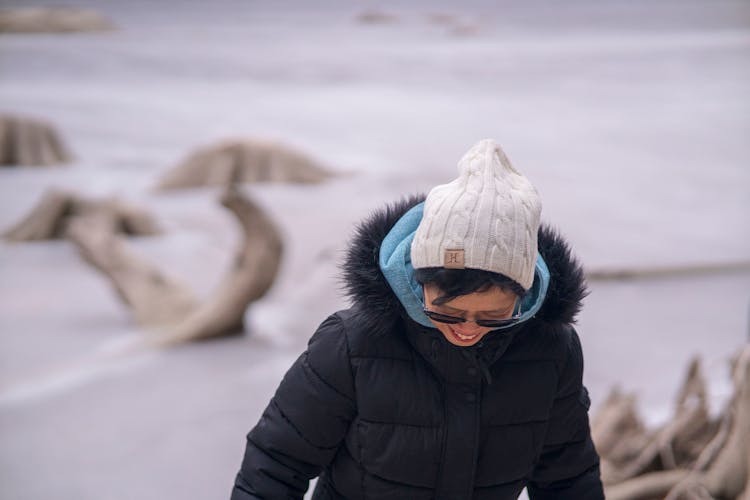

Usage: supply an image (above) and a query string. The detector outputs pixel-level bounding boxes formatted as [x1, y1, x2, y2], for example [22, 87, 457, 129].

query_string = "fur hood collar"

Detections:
[341, 196, 587, 334]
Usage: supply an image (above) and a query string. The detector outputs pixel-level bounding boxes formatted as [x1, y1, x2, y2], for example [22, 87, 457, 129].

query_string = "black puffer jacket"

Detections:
[232, 197, 604, 500]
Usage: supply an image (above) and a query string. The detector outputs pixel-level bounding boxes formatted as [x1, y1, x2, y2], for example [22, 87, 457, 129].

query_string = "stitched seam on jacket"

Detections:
[553, 388, 580, 402]
[305, 354, 355, 404]
[270, 399, 341, 450]
[492, 358, 558, 364]
[360, 468, 436, 490]
[243, 440, 313, 492]
[485, 419, 548, 428]
[358, 417, 439, 429]
[541, 436, 587, 448]
[335, 314, 365, 499]
[435, 384, 448, 499]
[349, 355, 412, 362]
[357, 420, 366, 500]
[336, 314, 357, 406]
[474, 476, 528, 488]
[554, 326, 574, 391]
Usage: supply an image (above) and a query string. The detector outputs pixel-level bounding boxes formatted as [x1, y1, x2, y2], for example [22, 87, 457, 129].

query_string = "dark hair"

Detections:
[414, 267, 526, 305]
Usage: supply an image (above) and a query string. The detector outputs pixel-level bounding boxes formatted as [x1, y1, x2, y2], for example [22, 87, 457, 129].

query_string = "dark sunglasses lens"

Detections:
[476, 318, 516, 328]
[424, 309, 519, 328]
[424, 311, 463, 324]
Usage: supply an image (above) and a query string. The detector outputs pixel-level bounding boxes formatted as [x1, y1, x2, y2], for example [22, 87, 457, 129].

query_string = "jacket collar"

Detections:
[404, 319, 520, 384]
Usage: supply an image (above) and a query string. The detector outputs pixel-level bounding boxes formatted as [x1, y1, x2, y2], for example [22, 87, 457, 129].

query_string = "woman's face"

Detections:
[423, 284, 518, 347]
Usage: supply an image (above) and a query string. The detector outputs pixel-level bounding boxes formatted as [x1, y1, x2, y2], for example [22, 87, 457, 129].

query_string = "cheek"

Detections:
[433, 322, 453, 338]
[433, 322, 462, 343]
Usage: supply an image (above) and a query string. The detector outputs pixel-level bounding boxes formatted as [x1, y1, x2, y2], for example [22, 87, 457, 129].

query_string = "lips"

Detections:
[449, 327, 481, 342]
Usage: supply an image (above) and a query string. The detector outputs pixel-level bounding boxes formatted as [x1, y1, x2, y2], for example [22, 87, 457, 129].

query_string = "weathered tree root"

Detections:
[0, 7, 114, 33]
[67, 216, 198, 327]
[598, 357, 718, 486]
[606, 469, 691, 500]
[3, 189, 160, 242]
[600, 346, 750, 500]
[156, 186, 283, 344]
[0, 114, 72, 166]
[665, 347, 750, 500]
[66, 186, 282, 343]
[591, 387, 650, 484]
[356, 10, 398, 24]
[155, 138, 333, 190]
[586, 261, 750, 281]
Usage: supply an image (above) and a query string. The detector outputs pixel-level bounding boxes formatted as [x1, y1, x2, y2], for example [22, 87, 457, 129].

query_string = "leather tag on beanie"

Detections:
[444, 249, 465, 269]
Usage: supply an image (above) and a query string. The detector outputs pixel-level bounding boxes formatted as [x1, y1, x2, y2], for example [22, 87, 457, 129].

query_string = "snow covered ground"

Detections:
[1, 1, 748, 498]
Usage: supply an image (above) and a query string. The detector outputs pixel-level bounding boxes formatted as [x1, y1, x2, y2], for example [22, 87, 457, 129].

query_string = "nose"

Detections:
[453, 320, 484, 334]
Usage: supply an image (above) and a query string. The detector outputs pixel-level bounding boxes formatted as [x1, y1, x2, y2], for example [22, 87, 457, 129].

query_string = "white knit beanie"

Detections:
[411, 139, 542, 290]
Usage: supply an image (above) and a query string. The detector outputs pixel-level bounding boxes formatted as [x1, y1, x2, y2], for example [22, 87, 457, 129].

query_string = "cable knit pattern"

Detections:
[411, 139, 542, 290]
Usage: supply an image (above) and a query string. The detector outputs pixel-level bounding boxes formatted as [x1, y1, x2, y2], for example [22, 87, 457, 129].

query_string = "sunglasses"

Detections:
[422, 308, 521, 329]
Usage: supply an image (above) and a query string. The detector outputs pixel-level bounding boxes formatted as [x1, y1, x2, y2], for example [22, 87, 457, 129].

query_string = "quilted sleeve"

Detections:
[231, 313, 356, 500]
[527, 327, 604, 500]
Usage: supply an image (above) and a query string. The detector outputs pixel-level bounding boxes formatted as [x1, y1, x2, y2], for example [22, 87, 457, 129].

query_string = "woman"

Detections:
[231, 139, 604, 499]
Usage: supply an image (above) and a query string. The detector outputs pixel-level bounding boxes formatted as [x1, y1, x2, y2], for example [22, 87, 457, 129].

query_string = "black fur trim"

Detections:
[338, 195, 426, 334]
[536, 225, 589, 324]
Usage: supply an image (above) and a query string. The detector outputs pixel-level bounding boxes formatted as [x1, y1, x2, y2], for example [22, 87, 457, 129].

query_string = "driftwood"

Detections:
[664, 347, 750, 500]
[600, 346, 750, 500]
[586, 261, 750, 281]
[426, 13, 459, 26]
[158, 187, 283, 344]
[356, 10, 398, 24]
[0, 7, 114, 33]
[591, 387, 650, 484]
[67, 217, 198, 327]
[0, 115, 72, 166]
[66, 186, 282, 342]
[156, 139, 333, 190]
[3, 189, 160, 242]
[449, 23, 480, 36]
[425, 13, 479, 36]
[607, 470, 692, 500]
[611, 358, 716, 484]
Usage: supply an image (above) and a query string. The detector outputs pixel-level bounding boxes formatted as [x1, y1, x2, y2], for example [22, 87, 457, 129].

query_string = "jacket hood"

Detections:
[341, 196, 587, 335]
